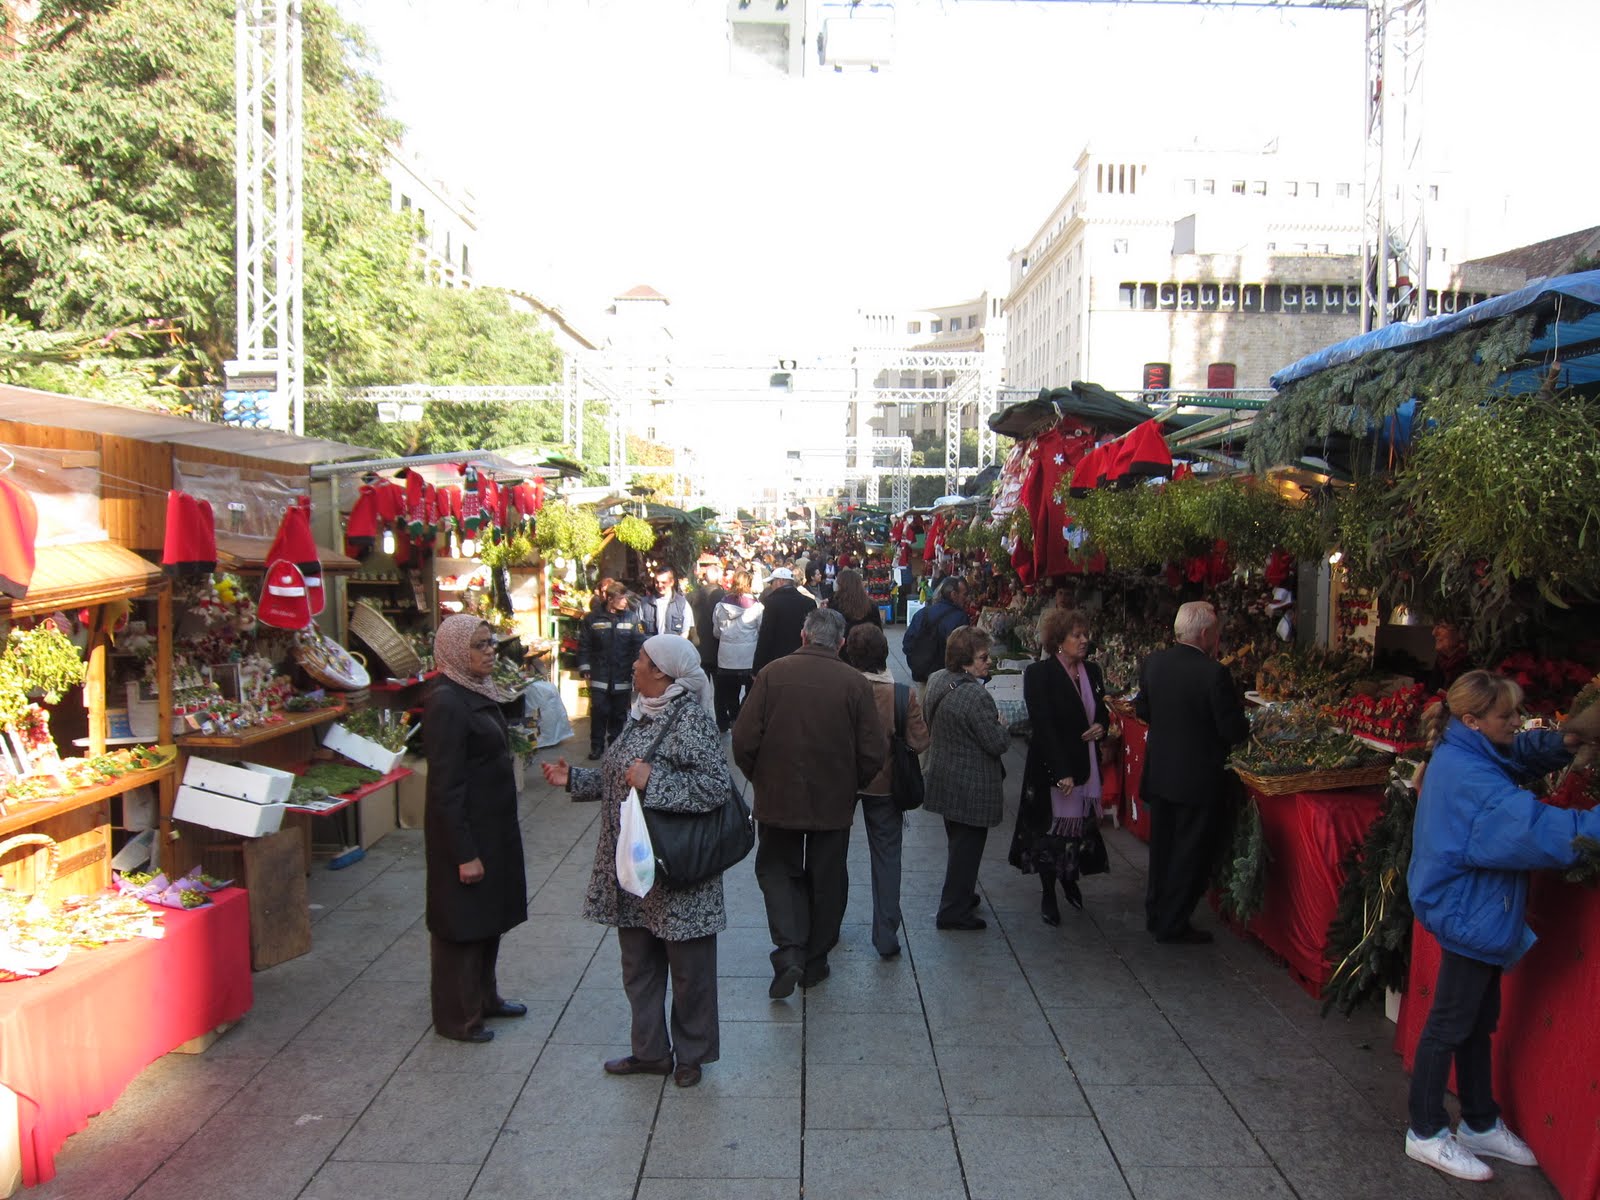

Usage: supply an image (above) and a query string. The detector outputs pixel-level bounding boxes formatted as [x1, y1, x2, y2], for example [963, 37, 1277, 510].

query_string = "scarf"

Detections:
[630, 633, 715, 719]
[1049, 652, 1102, 834]
[434, 614, 516, 703]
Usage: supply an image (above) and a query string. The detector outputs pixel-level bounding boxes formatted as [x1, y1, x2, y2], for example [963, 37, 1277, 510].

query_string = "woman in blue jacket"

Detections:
[1404, 670, 1597, 1182]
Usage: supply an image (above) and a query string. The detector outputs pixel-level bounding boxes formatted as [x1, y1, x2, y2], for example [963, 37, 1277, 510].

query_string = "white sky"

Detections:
[336, 0, 1600, 353]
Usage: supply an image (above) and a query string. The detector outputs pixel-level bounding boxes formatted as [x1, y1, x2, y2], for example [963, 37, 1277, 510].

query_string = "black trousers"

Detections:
[589, 686, 630, 753]
[937, 819, 989, 924]
[429, 932, 502, 1039]
[616, 926, 721, 1067]
[1408, 950, 1503, 1136]
[713, 669, 751, 732]
[754, 824, 850, 973]
[1144, 795, 1222, 939]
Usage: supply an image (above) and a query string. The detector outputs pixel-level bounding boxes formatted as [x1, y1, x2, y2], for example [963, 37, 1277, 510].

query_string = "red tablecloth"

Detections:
[1240, 785, 1384, 995]
[1396, 879, 1600, 1200]
[1, 887, 252, 1186]
[1117, 715, 1153, 843]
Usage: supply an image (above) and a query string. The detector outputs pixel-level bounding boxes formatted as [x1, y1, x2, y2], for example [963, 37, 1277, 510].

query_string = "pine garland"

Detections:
[1564, 834, 1600, 887]
[1213, 792, 1269, 924]
[1320, 759, 1421, 1017]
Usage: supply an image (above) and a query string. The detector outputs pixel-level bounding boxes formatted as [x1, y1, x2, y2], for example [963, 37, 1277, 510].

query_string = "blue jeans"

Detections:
[1407, 949, 1502, 1136]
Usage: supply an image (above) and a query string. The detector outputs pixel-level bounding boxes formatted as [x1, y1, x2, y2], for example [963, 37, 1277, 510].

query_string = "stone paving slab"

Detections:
[25, 632, 1562, 1200]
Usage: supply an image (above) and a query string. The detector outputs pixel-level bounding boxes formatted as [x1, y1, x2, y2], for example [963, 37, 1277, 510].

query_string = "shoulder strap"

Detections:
[893, 682, 909, 739]
[641, 698, 693, 763]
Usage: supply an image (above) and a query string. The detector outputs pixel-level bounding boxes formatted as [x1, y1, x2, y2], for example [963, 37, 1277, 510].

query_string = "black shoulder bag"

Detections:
[890, 682, 925, 811]
[639, 700, 755, 889]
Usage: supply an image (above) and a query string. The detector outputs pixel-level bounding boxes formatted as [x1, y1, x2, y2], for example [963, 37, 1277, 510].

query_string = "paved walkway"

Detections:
[31, 644, 1559, 1200]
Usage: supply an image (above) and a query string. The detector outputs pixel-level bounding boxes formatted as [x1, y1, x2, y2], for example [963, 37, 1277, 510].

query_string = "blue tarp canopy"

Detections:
[1271, 269, 1600, 392]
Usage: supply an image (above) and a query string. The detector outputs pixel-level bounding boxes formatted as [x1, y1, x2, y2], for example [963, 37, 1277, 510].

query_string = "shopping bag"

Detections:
[615, 785, 656, 898]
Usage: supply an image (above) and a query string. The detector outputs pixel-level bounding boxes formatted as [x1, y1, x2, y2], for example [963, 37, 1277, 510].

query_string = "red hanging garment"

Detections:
[266, 503, 324, 616]
[0, 476, 39, 599]
[257, 560, 311, 630]
[161, 491, 217, 576]
[344, 484, 378, 560]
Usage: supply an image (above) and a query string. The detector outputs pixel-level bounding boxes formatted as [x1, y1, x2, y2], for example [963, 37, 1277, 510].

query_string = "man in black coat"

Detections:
[751, 567, 817, 673]
[1135, 601, 1251, 945]
[903, 576, 970, 684]
[688, 551, 725, 677]
[578, 581, 647, 759]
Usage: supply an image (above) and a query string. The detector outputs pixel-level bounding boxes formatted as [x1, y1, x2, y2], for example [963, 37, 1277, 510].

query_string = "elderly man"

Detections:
[1135, 601, 1251, 944]
[733, 608, 886, 997]
[751, 566, 817, 673]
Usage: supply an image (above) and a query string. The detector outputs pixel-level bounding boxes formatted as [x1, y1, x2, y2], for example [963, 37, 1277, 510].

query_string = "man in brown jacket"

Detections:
[732, 607, 887, 998]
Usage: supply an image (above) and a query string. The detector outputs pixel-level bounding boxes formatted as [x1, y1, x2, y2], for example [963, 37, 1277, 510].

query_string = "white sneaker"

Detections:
[1405, 1128, 1494, 1181]
[1457, 1119, 1539, 1167]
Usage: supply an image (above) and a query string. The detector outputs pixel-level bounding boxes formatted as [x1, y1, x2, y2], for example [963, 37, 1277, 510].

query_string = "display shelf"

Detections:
[0, 760, 177, 840]
[176, 705, 345, 750]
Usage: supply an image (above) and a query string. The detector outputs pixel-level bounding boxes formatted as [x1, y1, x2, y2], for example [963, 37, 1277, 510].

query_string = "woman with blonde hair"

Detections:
[1403, 669, 1598, 1181]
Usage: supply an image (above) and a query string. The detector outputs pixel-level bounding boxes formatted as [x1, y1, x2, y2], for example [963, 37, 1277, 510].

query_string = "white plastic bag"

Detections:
[615, 786, 656, 898]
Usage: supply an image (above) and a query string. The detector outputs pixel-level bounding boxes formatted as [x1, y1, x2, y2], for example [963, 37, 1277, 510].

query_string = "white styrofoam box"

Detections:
[110, 828, 156, 872]
[122, 784, 158, 831]
[182, 756, 290, 804]
[322, 722, 404, 774]
[174, 784, 286, 837]
[905, 600, 925, 629]
[986, 673, 1025, 704]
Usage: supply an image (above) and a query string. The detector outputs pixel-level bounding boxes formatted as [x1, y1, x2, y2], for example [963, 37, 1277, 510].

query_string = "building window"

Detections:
[1285, 181, 1299, 197]
[1264, 285, 1283, 313]
[1112, 238, 1129, 254]
[1251, 180, 1267, 196]
[461, 244, 470, 275]
[1266, 242, 1278, 251]
[1428, 184, 1439, 201]
[968, 315, 978, 328]
[1202, 179, 1215, 194]
[930, 319, 942, 333]
[1183, 178, 1196, 194]
[1207, 363, 1236, 390]
[1140, 283, 1157, 310]
[907, 320, 921, 334]
[1143, 363, 1171, 390]
[1231, 180, 1246, 195]
[400, 194, 412, 210]
[1306, 182, 1320, 198]
[1336, 181, 1351, 198]
[1118, 283, 1137, 308]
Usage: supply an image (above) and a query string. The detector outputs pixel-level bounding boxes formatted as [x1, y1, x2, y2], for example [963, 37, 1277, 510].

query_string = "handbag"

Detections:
[638, 699, 755, 889]
[890, 682, 924, 812]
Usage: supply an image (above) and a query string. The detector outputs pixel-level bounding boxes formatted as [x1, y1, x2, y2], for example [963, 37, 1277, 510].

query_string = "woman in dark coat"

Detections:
[540, 634, 729, 1089]
[424, 615, 528, 1044]
[922, 626, 1010, 931]
[1010, 608, 1112, 924]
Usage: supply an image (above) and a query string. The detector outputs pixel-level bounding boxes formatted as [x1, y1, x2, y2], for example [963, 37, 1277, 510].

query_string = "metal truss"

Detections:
[234, 0, 304, 434]
[842, 436, 913, 511]
[1361, 0, 1427, 330]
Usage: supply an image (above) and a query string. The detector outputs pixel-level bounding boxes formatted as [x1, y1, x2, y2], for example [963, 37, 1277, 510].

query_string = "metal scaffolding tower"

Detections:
[232, 0, 305, 434]
[1361, 0, 1428, 330]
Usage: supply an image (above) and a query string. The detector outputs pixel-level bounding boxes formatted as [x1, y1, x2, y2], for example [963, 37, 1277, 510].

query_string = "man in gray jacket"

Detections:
[733, 608, 886, 998]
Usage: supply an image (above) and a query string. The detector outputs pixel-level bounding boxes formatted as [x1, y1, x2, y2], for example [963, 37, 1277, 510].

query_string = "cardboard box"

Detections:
[397, 755, 427, 828]
[357, 781, 399, 848]
[183, 756, 294, 805]
[322, 723, 405, 773]
[174, 784, 287, 837]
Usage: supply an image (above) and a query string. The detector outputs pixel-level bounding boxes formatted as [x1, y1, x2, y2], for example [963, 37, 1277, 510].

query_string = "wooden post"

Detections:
[84, 605, 107, 758]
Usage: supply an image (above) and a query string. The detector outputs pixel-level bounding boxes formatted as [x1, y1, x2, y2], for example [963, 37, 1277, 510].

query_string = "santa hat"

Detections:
[257, 559, 312, 630]
[161, 490, 217, 576]
[0, 476, 39, 599]
[1118, 420, 1172, 481]
[1068, 447, 1104, 498]
[266, 503, 324, 616]
[344, 484, 379, 560]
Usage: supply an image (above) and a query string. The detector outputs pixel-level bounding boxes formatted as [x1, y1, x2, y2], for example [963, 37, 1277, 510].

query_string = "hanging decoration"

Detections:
[0, 475, 39, 600]
[256, 559, 311, 630]
[461, 465, 483, 534]
[344, 484, 378, 560]
[265, 501, 323, 616]
[160, 490, 217, 577]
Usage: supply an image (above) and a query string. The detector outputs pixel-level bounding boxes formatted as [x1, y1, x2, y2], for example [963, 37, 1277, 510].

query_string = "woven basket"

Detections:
[0, 832, 68, 982]
[349, 603, 424, 679]
[295, 629, 371, 691]
[1232, 763, 1393, 796]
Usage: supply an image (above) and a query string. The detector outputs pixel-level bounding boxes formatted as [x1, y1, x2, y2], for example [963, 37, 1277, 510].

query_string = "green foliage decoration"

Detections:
[612, 515, 657, 552]
[1565, 835, 1600, 887]
[1212, 791, 1269, 925]
[0, 621, 89, 729]
[1068, 475, 1313, 570]
[478, 530, 535, 570]
[533, 504, 603, 562]
[1320, 760, 1421, 1016]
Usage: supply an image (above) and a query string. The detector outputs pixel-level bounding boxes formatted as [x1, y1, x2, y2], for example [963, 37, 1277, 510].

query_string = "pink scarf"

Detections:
[1049, 652, 1101, 833]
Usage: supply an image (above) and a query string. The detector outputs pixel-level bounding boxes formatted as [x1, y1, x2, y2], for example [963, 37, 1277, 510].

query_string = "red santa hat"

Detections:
[1068, 445, 1104, 499]
[0, 475, 39, 599]
[1117, 420, 1172, 482]
[266, 502, 324, 615]
[344, 484, 379, 560]
[257, 559, 312, 629]
[161, 490, 217, 576]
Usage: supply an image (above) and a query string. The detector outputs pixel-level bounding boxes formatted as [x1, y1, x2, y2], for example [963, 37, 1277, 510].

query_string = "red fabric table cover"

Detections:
[1117, 715, 1153, 843]
[1240, 785, 1384, 995]
[0, 887, 252, 1186]
[1396, 878, 1600, 1200]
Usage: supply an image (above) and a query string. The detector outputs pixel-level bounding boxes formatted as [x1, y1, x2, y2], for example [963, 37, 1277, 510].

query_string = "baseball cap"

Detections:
[769, 567, 795, 581]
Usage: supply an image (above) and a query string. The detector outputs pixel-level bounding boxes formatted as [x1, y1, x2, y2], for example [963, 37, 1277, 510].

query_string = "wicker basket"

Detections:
[0, 832, 68, 982]
[1231, 763, 1393, 796]
[349, 603, 424, 679]
[295, 628, 371, 691]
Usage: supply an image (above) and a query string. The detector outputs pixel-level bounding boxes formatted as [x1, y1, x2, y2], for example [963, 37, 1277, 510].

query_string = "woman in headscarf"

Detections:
[540, 634, 729, 1088]
[424, 615, 528, 1044]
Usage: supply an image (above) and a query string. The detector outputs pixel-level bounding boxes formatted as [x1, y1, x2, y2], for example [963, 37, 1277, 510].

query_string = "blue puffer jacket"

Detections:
[1408, 719, 1594, 968]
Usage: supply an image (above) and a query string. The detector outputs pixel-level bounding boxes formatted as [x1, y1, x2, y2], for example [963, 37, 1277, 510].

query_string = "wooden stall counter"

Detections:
[0, 888, 252, 1191]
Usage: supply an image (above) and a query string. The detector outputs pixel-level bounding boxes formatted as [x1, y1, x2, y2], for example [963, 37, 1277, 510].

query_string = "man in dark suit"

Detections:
[1135, 601, 1250, 944]
[751, 567, 817, 673]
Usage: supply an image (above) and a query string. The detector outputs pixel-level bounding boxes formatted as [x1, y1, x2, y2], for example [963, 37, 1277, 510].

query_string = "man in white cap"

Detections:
[751, 567, 816, 673]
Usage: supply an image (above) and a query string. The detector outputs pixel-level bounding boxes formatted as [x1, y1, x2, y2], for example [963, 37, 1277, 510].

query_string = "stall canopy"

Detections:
[0, 541, 163, 617]
[0, 385, 377, 465]
[989, 382, 1160, 439]
[1271, 269, 1600, 393]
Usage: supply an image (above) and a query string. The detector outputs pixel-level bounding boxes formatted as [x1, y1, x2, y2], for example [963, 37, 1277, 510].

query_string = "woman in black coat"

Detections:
[1010, 607, 1112, 925]
[424, 615, 528, 1043]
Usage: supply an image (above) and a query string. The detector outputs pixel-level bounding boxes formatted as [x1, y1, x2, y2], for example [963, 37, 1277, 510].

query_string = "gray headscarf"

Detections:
[631, 633, 714, 719]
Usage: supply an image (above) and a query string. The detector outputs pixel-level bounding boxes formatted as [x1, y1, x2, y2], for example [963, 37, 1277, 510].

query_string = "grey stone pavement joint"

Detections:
[28, 636, 1560, 1200]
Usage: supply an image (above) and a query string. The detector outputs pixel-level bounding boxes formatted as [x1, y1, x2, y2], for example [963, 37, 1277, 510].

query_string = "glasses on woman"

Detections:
[469, 638, 495, 651]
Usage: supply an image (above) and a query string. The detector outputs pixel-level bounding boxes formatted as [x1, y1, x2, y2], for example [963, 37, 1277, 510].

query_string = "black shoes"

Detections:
[604, 1054, 673, 1075]
[485, 1000, 527, 1018]
[440, 1027, 494, 1044]
[1155, 924, 1215, 945]
[586, 749, 603, 760]
[937, 915, 987, 931]
[769, 963, 804, 999]
[1063, 879, 1084, 911]
[800, 960, 830, 988]
[1041, 899, 1061, 927]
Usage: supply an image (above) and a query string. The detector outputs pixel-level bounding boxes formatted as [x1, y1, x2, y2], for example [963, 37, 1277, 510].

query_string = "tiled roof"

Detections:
[1461, 226, 1600, 279]
[615, 284, 670, 302]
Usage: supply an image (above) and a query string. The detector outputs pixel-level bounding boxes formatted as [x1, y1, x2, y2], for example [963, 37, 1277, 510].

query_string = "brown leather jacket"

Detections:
[859, 670, 930, 797]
